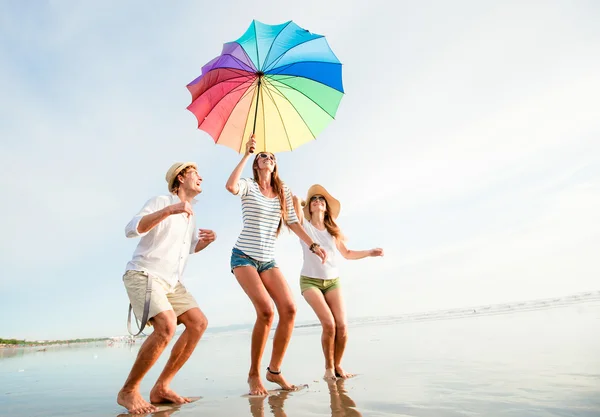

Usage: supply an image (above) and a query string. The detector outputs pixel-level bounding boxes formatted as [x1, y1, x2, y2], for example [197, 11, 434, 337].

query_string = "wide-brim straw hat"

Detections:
[165, 162, 197, 192]
[302, 184, 341, 220]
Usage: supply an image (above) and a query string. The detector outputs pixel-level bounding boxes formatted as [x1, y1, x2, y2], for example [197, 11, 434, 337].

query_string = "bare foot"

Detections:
[334, 366, 355, 379]
[266, 368, 297, 391]
[323, 368, 337, 381]
[117, 388, 158, 414]
[248, 375, 269, 396]
[149, 385, 190, 405]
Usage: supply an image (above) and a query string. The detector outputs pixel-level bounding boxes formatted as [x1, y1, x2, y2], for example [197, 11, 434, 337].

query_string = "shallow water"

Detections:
[1, 303, 599, 417]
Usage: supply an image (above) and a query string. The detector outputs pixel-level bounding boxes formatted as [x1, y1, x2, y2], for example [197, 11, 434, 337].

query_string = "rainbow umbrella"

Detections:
[186, 20, 344, 154]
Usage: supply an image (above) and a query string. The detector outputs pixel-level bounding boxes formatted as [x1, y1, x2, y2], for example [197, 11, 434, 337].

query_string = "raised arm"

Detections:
[225, 135, 255, 195]
[125, 198, 193, 237]
[335, 239, 384, 260]
[292, 195, 304, 226]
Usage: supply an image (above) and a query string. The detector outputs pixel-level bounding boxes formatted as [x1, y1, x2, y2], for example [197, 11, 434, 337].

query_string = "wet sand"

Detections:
[1, 304, 599, 416]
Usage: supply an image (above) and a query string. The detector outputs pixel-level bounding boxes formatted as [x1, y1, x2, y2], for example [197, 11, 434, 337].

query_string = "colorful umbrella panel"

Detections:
[187, 20, 344, 153]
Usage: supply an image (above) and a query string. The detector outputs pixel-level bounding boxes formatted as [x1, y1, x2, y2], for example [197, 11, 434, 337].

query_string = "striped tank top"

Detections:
[234, 178, 298, 262]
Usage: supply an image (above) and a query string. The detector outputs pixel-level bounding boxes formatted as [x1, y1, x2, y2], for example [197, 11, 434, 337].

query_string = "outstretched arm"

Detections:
[336, 239, 384, 260]
[225, 135, 255, 195]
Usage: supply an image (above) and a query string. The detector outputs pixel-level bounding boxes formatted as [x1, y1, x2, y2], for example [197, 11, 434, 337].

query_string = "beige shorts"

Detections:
[123, 270, 199, 326]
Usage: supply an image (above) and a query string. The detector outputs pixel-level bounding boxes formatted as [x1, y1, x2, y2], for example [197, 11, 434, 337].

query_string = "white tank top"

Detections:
[300, 220, 339, 279]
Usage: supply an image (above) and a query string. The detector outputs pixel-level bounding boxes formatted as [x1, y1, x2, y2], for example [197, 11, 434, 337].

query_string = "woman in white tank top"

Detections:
[293, 185, 384, 381]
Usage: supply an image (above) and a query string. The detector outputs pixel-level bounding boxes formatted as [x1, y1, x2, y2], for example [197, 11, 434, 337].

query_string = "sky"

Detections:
[0, 1, 599, 340]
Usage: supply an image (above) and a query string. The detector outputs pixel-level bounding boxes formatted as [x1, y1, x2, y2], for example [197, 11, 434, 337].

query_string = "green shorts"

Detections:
[300, 275, 340, 295]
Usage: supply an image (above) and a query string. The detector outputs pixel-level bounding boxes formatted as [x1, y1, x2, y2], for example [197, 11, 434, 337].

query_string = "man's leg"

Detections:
[150, 307, 208, 404]
[117, 310, 177, 414]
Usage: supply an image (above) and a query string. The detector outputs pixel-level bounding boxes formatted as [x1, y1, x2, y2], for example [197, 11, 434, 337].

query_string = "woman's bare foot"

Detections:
[334, 366, 355, 379]
[323, 368, 337, 381]
[248, 375, 269, 396]
[117, 388, 158, 414]
[149, 384, 190, 404]
[266, 367, 297, 391]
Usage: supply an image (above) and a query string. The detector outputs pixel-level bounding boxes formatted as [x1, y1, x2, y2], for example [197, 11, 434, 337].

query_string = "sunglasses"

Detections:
[258, 153, 275, 162]
[310, 195, 326, 203]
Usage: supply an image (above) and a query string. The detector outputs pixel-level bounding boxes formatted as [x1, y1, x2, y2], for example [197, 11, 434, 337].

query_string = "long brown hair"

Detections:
[252, 152, 287, 236]
[309, 198, 345, 242]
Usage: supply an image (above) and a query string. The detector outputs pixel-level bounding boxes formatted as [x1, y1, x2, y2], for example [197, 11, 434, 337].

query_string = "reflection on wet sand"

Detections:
[247, 379, 361, 417]
[248, 390, 291, 417]
[116, 404, 180, 417]
[327, 379, 362, 417]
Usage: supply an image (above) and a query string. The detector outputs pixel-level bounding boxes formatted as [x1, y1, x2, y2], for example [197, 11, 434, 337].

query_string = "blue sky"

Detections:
[1, 1, 599, 340]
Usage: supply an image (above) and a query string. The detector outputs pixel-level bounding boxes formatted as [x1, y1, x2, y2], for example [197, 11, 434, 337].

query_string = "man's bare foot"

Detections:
[334, 366, 355, 379]
[323, 368, 337, 381]
[266, 367, 297, 391]
[149, 385, 190, 405]
[117, 388, 158, 414]
[248, 375, 269, 396]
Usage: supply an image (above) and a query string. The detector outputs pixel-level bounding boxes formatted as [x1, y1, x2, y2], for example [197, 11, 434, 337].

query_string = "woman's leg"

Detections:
[302, 288, 337, 380]
[234, 266, 276, 395]
[259, 267, 297, 389]
[324, 288, 353, 378]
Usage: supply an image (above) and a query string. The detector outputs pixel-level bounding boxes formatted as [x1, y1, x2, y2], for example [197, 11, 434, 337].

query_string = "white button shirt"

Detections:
[124, 194, 199, 287]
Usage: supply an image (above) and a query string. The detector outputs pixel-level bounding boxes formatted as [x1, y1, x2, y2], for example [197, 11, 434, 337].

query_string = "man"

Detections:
[117, 162, 216, 415]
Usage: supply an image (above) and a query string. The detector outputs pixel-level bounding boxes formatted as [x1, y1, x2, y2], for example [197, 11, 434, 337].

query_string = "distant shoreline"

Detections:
[0, 338, 109, 349]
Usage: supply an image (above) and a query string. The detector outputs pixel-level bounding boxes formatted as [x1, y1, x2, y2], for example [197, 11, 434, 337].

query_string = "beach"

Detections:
[1, 303, 599, 417]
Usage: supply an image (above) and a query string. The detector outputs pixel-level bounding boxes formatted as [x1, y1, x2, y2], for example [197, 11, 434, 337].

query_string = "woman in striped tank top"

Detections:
[226, 135, 327, 396]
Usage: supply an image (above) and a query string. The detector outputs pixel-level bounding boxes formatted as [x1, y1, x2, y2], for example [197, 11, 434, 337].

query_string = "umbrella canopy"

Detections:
[187, 20, 344, 153]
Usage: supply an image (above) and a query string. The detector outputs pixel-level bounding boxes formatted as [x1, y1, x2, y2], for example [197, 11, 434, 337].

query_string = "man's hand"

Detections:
[198, 229, 216, 243]
[169, 201, 193, 218]
[194, 229, 216, 253]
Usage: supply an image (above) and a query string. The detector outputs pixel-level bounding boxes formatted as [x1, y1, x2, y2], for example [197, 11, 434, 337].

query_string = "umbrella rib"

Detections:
[262, 21, 292, 72]
[266, 61, 344, 93]
[254, 22, 260, 71]
[265, 75, 337, 119]
[262, 79, 317, 140]
[195, 67, 254, 84]
[261, 80, 294, 151]
[224, 40, 258, 71]
[217, 53, 256, 72]
[193, 77, 255, 112]
[237, 82, 258, 153]
[189, 71, 255, 96]
[210, 80, 257, 150]
[263, 36, 325, 73]
[197, 78, 255, 131]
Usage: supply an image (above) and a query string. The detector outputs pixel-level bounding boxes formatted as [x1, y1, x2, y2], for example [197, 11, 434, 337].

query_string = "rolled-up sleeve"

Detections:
[284, 186, 299, 225]
[125, 197, 163, 238]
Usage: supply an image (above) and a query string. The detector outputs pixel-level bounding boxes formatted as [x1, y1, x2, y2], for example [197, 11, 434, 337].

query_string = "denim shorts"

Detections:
[230, 248, 277, 273]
